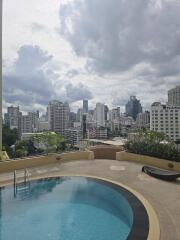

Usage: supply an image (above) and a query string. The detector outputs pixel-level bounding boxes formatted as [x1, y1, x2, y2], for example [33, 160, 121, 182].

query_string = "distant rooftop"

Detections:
[88, 138, 126, 146]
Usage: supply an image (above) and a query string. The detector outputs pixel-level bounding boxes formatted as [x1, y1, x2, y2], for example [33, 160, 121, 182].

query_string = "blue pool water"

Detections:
[0, 177, 133, 240]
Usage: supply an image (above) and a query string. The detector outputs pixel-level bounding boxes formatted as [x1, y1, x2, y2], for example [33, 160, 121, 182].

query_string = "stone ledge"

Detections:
[116, 151, 180, 172]
[0, 151, 94, 173]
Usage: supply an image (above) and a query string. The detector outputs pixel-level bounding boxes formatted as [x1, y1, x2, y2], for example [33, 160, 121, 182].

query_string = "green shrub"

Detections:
[13, 148, 27, 158]
[124, 130, 180, 162]
[32, 132, 67, 154]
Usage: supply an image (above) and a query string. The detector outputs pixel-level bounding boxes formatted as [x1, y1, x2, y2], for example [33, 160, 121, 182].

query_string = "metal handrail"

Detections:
[14, 168, 30, 197]
[24, 168, 27, 184]
[24, 168, 30, 188]
[14, 170, 17, 197]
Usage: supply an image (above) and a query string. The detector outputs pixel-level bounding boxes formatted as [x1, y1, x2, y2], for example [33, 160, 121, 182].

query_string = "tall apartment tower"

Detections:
[104, 105, 109, 121]
[69, 112, 77, 128]
[4, 106, 22, 137]
[125, 96, 142, 120]
[5, 106, 20, 129]
[83, 99, 88, 114]
[150, 102, 180, 141]
[168, 86, 180, 106]
[77, 108, 83, 122]
[82, 114, 87, 139]
[47, 101, 70, 136]
[95, 103, 105, 127]
[21, 111, 39, 133]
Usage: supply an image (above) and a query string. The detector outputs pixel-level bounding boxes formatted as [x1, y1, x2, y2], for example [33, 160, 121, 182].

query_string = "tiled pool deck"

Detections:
[0, 159, 180, 240]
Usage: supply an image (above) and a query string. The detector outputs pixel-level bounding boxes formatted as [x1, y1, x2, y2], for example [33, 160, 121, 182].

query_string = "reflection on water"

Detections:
[1, 177, 133, 226]
[0, 177, 133, 240]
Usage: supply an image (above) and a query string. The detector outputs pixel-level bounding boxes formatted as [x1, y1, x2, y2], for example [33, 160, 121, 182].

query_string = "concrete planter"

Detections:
[60, 151, 94, 161]
[116, 151, 180, 172]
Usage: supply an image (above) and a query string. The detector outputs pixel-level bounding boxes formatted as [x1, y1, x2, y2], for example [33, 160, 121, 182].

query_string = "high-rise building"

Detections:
[5, 106, 20, 129]
[87, 110, 94, 122]
[69, 112, 77, 128]
[4, 106, 22, 136]
[95, 103, 105, 127]
[82, 114, 87, 139]
[21, 111, 39, 133]
[36, 115, 50, 132]
[110, 120, 121, 135]
[4, 113, 9, 127]
[125, 96, 142, 120]
[168, 85, 180, 106]
[47, 101, 70, 136]
[150, 102, 180, 141]
[120, 115, 134, 126]
[21, 115, 31, 133]
[104, 105, 109, 121]
[136, 111, 150, 129]
[109, 107, 120, 121]
[83, 99, 88, 114]
[28, 111, 39, 131]
[77, 108, 83, 122]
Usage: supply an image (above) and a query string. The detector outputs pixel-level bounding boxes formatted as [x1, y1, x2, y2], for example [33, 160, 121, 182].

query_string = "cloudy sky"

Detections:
[3, 0, 180, 114]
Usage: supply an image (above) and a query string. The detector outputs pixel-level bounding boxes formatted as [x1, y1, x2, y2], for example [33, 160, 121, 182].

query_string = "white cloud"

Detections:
[3, 0, 180, 114]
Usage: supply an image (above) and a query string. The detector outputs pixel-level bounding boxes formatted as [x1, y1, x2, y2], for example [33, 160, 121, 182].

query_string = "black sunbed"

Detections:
[142, 166, 180, 181]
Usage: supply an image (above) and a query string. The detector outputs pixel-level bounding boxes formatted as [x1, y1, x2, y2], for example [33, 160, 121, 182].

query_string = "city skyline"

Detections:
[4, 97, 142, 116]
[4, 85, 179, 143]
[3, 87, 177, 116]
[3, 0, 180, 114]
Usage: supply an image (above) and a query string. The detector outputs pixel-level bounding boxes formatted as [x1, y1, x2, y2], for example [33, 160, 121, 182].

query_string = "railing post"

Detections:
[14, 170, 17, 197]
[24, 168, 27, 184]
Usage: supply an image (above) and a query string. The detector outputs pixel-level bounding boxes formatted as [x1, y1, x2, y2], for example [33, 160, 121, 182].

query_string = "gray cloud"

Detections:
[65, 69, 79, 78]
[59, 0, 180, 76]
[15, 45, 52, 73]
[3, 0, 180, 114]
[3, 44, 93, 112]
[58, 0, 180, 110]
[3, 45, 57, 111]
[66, 83, 93, 102]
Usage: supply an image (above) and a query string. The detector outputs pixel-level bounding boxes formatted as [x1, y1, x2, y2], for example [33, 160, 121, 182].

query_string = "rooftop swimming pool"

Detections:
[0, 176, 149, 240]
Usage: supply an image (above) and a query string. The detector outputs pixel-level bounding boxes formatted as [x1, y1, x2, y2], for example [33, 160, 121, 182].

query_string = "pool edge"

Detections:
[66, 174, 160, 240]
[0, 173, 160, 240]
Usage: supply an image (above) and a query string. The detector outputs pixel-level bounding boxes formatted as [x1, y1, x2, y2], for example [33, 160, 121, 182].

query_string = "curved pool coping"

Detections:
[0, 173, 160, 240]
[55, 174, 160, 240]
[59, 174, 160, 240]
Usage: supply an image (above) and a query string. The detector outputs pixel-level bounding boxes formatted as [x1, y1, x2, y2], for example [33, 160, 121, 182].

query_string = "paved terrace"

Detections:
[0, 159, 180, 240]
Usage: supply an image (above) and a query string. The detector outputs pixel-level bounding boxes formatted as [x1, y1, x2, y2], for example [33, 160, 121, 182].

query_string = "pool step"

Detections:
[17, 182, 30, 190]
[17, 186, 29, 192]
[16, 185, 31, 198]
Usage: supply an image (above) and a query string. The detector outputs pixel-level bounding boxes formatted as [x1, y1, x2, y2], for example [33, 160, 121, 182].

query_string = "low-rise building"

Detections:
[96, 127, 108, 139]
[21, 132, 44, 141]
[64, 128, 82, 145]
[37, 120, 50, 132]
